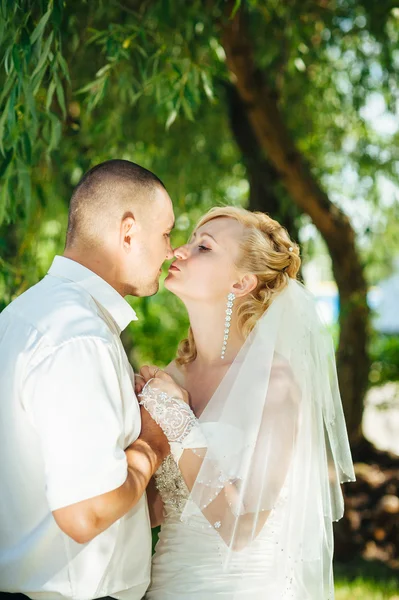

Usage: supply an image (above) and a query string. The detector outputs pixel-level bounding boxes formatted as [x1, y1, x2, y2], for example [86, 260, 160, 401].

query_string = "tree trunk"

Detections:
[220, 5, 369, 444]
[224, 82, 300, 245]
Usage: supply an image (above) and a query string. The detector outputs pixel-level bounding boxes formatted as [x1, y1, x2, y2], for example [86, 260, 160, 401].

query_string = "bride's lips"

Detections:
[169, 264, 180, 272]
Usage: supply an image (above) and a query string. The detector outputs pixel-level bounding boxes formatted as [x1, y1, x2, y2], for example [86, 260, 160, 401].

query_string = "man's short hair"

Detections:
[66, 159, 165, 247]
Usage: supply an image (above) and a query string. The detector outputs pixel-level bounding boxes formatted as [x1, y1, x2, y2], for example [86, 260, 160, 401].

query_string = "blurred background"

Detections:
[0, 1, 398, 597]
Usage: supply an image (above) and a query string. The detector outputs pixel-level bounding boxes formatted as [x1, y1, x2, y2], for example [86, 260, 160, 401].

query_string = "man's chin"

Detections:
[125, 280, 160, 298]
[146, 280, 160, 297]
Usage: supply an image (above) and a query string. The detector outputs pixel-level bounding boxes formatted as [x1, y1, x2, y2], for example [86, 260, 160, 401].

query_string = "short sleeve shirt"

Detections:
[0, 256, 151, 600]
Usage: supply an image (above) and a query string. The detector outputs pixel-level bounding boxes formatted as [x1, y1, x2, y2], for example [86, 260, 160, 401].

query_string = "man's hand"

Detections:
[53, 407, 170, 545]
[138, 404, 170, 467]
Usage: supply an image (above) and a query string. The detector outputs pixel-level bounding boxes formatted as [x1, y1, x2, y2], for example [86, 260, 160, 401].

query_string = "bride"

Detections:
[135, 206, 355, 599]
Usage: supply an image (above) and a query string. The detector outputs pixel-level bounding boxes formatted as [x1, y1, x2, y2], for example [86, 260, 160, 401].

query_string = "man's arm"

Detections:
[24, 337, 169, 544]
[53, 413, 168, 543]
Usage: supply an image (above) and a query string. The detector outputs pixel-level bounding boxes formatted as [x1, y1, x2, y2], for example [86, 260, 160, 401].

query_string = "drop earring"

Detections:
[221, 292, 236, 359]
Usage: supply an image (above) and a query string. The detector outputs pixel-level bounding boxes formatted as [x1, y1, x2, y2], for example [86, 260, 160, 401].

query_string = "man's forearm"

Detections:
[82, 438, 163, 538]
[124, 437, 163, 504]
[52, 437, 162, 544]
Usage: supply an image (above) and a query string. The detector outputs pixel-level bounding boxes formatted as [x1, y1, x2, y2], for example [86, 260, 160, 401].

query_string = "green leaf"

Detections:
[0, 12, 6, 46]
[231, 0, 241, 18]
[0, 96, 11, 156]
[48, 113, 62, 151]
[57, 53, 70, 83]
[201, 71, 214, 101]
[30, 5, 52, 45]
[31, 63, 48, 95]
[128, 89, 143, 105]
[7, 86, 17, 131]
[96, 63, 112, 78]
[0, 175, 9, 226]
[76, 80, 99, 95]
[181, 96, 194, 120]
[21, 131, 32, 164]
[31, 31, 53, 79]
[45, 79, 56, 111]
[0, 148, 13, 178]
[55, 74, 66, 117]
[86, 28, 104, 45]
[16, 159, 32, 219]
[0, 0, 7, 19]
[166, 108, 178, 130]
[20, 28, 31, 58]
[21, 78, 37, 124]
[0, 71, 16, 107]
[3, 45, 12, 75]
[87, 76, 108, 111]
[11, 45, 21, 73]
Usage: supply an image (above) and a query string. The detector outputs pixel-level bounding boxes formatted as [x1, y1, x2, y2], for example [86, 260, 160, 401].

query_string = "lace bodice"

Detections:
[154, 455, 190, 516]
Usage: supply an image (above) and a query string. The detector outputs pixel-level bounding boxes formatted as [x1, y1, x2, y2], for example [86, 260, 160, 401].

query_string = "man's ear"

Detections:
[232, 273, 258, 298]
[121, 213, 137, 252]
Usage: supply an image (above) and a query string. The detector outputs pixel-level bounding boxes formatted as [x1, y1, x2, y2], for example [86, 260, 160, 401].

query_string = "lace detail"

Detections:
[139, 381, 198, 443]
[155, 455, 190, 516]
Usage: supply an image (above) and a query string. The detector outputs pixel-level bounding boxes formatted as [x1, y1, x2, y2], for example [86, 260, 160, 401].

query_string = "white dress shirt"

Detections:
[0, 256, 151, 600]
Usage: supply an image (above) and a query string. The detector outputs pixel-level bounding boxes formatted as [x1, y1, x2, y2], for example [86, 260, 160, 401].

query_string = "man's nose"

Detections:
[173, 245, 189, 260]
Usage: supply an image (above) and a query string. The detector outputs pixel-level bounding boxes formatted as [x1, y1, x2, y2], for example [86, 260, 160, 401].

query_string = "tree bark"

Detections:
[225, 82, 300, 244]
[220, 5, 369, 443]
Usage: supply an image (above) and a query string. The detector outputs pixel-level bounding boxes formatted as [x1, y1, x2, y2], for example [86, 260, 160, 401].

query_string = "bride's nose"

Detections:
[174, 245, 189, 260]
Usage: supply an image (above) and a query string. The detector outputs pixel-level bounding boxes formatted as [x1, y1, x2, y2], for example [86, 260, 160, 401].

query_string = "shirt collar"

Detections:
[47, 256, 138, 331]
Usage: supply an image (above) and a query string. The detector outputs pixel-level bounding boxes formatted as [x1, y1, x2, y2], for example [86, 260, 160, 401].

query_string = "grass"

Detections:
[153, 529, 399, 598]
[334, 558, 399, 600]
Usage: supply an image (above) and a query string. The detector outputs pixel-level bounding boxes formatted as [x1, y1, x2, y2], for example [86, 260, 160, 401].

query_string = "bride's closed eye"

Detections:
[198, 245, 211, 252]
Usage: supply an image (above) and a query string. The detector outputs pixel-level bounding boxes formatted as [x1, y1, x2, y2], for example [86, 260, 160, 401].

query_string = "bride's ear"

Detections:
[232, 274, 258, 298]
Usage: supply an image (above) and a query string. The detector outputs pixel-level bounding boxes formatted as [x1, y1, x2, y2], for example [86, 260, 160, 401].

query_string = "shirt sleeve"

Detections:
[23, 337, 129, 511]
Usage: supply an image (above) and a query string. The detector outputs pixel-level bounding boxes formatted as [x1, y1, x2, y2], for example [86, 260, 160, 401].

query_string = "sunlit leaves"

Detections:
[73, 5, 220, 131]
[30, 4, 52, 45]
[0, 0, 68, 225]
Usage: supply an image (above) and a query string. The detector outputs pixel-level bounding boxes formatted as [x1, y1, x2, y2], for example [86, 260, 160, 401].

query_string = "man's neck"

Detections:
[63, 248, 124, 296]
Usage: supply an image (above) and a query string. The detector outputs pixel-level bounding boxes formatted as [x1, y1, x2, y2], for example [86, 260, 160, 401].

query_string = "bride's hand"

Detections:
[138, 365, 190, 405]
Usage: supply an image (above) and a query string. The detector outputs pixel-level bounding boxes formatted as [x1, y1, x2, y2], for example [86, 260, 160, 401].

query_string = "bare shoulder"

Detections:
[267, 354, 298, 405]
[165, 360, 186, 387]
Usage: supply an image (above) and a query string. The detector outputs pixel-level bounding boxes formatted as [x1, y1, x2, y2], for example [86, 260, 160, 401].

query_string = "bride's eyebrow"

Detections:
[191, 231, 218, 244]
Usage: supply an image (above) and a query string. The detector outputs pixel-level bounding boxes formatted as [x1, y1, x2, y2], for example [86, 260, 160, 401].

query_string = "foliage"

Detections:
[1, 1, 398, 221]
[0, 0, 68, 223]
[369, 333, 399, 386]
[0, 0, 398, 373]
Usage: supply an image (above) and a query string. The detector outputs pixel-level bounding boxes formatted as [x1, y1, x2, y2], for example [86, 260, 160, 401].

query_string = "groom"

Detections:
[0, 160, 175, 600]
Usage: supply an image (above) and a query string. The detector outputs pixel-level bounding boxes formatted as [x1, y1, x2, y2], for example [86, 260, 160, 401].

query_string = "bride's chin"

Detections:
[164, 276, 185, 298]
[164, 276, 178, 291]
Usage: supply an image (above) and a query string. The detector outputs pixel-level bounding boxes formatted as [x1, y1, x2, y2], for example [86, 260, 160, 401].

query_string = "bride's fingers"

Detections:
[139, 365, 153, 381]
[140, 365, 167, 382]
[154, 370, 172, 382]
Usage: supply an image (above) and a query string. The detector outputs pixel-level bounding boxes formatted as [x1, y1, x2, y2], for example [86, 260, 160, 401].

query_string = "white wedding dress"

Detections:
[142, 280, 355, 599]
[145, 454, 296, 600]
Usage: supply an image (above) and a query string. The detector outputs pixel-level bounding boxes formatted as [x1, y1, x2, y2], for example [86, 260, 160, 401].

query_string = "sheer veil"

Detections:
[177, 278, 355, 598]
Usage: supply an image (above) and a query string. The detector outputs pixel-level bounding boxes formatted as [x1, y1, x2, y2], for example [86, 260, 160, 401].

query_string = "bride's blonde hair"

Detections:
[176, 206, 301, 366]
